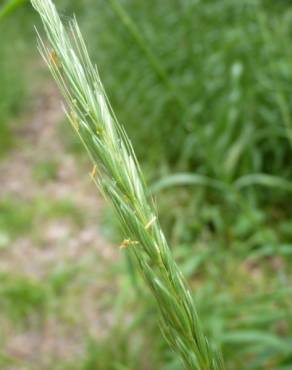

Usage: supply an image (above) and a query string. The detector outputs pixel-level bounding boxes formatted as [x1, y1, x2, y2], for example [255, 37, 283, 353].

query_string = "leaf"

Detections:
[0, 0, 28, 20]
[150, 173, 226, 193]
[221, 330, 290, 352]
[234, 174, 292, 193]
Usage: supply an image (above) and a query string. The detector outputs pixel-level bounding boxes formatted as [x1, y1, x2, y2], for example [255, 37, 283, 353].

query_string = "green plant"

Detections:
[0, 0, 28, 20]
[0, 272, 48, 321]
[31, 0, 224, 369]
[0, 1, 40, 157]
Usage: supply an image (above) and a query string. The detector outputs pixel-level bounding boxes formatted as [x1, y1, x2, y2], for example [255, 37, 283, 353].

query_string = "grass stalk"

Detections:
[30, 1, 225, 369]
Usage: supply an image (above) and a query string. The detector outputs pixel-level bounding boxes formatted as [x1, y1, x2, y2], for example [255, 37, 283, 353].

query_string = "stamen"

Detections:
[50, 49, 60, 67]
[90, 164, 97, 179]
[120, 239, 139, 249]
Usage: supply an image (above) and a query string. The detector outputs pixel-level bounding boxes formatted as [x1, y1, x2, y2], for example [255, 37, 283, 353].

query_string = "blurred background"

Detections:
[0, 0, 292, 369]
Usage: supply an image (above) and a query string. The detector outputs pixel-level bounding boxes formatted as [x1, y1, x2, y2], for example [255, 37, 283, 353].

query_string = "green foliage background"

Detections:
[0, 0, 292, 369]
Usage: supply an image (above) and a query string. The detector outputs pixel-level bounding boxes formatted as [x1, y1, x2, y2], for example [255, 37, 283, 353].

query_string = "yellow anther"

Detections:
[120, 239, 139, 249]
[145, 216, 157, 230]
[90, 164, 97, 179]
[50, 49, 60, 67]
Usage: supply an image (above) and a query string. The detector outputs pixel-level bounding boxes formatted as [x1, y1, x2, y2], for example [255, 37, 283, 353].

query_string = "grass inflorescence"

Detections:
[30, 0, 225, 369]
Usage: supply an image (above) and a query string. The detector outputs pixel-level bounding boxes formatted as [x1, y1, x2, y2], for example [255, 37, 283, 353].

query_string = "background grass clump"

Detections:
[0, 0, 291, 369]
[0, 2, 38, 155]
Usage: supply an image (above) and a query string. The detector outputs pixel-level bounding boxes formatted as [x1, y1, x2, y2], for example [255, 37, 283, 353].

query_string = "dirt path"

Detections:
[0, 84, 120, 368]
